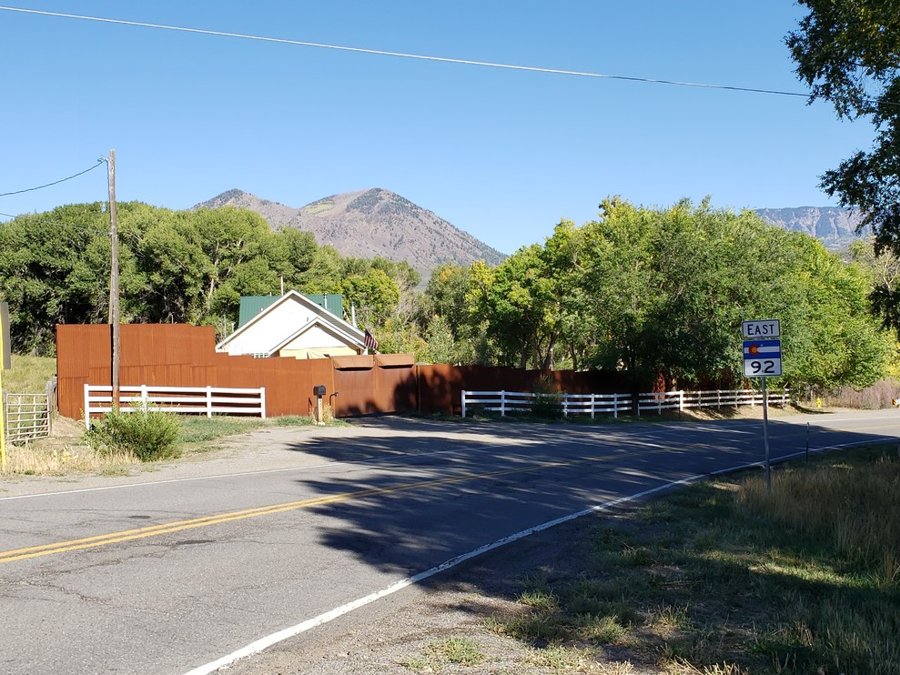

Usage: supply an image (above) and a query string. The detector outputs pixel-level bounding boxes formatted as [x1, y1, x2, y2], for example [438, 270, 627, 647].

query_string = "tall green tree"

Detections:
[0, 204, 134, 353]
[787, 1, 900, 334]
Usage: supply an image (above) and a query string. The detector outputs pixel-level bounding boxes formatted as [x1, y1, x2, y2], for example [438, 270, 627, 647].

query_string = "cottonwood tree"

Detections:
[788, 0, 900, 334]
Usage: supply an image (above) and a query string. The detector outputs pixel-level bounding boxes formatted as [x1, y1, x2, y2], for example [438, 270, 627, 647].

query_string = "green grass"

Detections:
[486, 444, 900, 674]
[177, 416, 270, 444]
[401, 637, 485, 671]
[3, 354, 55, 392]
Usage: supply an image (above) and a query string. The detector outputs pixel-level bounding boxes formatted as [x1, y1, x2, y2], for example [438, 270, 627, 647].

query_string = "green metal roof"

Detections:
[238, 293, 344, 327]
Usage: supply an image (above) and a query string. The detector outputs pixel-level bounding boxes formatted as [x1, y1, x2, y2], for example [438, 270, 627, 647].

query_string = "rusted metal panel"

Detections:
[374, 353, 414, 367]
[332, 354, 375, 370]
[55, 324, 642, 421]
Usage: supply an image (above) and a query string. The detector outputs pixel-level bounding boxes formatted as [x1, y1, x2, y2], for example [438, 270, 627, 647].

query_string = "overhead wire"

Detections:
[0, 158, 104, 198]
[0, 5, 814, 100]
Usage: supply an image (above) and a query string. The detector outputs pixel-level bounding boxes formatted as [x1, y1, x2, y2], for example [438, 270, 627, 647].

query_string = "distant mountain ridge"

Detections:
[754, 206, 867, 250]
[197, 188, 505, 279]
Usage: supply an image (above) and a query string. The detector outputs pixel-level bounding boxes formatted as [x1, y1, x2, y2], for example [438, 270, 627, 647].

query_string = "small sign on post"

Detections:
[742, 319, 782, 496]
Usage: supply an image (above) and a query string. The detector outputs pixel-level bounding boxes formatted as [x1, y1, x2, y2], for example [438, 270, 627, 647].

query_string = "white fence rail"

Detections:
[5, 393, 52, 443]
[84, 384, 266, 429]
[461, 388, 790, 419]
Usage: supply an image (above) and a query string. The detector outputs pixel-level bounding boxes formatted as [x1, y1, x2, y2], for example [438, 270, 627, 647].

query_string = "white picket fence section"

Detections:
[461, 388, 790, 418]
[84, 384, 266, 428]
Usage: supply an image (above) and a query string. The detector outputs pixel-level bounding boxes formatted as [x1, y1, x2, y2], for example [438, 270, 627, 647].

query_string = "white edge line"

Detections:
[182, 438, 879, 675]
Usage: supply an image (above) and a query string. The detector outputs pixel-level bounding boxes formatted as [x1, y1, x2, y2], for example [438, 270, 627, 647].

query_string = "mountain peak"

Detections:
[196, 188, 505, 278]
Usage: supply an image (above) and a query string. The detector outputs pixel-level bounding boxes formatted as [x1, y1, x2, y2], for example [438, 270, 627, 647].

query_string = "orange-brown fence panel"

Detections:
[57, 324, 646, 421]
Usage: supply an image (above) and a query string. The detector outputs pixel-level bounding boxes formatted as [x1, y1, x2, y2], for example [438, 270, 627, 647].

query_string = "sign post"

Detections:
[0, 302, 8, 472]
[742, 319, 782, 495]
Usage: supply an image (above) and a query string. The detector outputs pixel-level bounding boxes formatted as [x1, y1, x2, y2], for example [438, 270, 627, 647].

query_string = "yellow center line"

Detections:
[1, 455, 606, 564]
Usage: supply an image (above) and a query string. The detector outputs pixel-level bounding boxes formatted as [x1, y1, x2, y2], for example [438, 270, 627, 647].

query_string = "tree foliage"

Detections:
[0, 198, 892, 393]
[0, 203, 406, 354]
[421, 199, 892, 391]
[787, 0, 900, 335]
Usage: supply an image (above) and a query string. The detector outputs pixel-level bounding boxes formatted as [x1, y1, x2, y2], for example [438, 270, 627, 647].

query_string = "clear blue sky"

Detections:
[0, 1, 874, 255]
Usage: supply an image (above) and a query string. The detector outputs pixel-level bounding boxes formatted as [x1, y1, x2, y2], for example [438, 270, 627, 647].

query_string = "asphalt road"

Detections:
[1, 410, 898, 674]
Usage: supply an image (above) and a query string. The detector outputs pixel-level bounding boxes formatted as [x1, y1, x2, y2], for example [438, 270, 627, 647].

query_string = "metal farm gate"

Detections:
[5, 393, 51, 444]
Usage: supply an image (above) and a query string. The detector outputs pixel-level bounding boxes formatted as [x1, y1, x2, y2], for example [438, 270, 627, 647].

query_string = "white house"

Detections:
[216, 290, 367, 359]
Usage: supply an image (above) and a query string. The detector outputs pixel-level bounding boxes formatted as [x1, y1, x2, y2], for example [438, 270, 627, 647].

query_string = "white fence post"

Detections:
[590, 393, 596, 419]
[678, 390, 684, 412]
[613, 393, 619, 419]
[84, 384, 90, 429]
[500, 390, 506, 417]
[461, 390, 467, 418]
[140, 384, 149, 411]
[562, 393, 568, 417]
[260, 387, 266, 419]
[206, 386, 213, 418]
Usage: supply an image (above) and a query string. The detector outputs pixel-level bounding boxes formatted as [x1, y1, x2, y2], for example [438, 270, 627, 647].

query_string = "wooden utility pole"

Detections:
[107, 149, 120, 408]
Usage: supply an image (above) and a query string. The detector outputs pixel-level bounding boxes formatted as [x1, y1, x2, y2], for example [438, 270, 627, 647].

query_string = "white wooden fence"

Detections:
[84, 384, 266, 428]
[461, 388, 790, 418]
[5, 393, 52, 443]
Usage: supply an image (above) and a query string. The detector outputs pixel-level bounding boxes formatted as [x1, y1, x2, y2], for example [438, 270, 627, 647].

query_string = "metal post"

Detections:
[0, 323, 5, 471]
[206, 385, 213, 418]
[805, 421, 810, 462]
[461, 390, 466, 418]
[500, 390, 506, 417]
[762, 377, 771, 495]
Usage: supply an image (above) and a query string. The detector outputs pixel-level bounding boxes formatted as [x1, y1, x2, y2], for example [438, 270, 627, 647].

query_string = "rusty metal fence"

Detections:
[56, 324, 643, 421]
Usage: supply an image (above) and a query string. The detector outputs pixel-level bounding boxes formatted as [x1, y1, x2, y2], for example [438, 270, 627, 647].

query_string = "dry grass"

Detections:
[822, 378, 900, 409]
[739, 451, 900, 587]
[4, 443, 138, 476]
[1, 415, 138, 476]
[484, 444, 900, 674]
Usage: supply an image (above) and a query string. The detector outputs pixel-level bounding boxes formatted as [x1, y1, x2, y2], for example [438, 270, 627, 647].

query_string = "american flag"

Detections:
[364, 329, 378, 352]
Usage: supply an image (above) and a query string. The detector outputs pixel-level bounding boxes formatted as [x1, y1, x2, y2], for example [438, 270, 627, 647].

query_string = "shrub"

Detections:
[86, 406, 181, 461]
[531, 391, 563, 419]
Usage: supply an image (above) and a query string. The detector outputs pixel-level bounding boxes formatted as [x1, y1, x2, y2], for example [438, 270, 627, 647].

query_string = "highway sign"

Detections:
[743, 339, 782, 377]
[742, 319, 780, 339]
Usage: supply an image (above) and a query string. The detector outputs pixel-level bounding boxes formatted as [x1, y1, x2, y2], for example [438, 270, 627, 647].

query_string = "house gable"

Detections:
[217, 290, 364, 357]
[238, 293, 344, 328]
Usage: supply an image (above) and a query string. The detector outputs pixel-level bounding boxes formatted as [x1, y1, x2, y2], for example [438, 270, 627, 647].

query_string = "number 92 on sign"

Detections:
[743, 339, 782, 377]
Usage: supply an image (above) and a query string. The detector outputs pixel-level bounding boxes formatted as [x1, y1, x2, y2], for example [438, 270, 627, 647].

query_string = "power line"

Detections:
[0, 5, 813, 100]
[0, 158, 104, 198]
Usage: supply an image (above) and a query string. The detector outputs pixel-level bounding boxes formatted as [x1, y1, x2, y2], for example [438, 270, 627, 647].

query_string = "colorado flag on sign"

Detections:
[743, 340, 781, 359]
